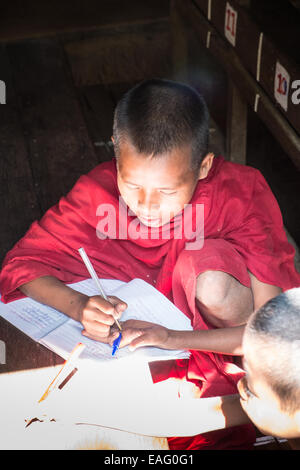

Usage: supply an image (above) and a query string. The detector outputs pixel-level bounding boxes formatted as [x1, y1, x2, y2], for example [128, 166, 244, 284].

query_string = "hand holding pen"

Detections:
[78, 247, 126, 355]
[78, 295, 125, 341]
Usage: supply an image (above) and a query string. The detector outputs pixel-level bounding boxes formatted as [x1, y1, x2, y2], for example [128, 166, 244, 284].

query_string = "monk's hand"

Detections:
[79, 295, 127, 343]
[109, 319, 170, 350]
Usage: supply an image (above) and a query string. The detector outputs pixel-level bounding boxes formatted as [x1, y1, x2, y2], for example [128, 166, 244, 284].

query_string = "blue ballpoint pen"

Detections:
[112, 332, 122, 356]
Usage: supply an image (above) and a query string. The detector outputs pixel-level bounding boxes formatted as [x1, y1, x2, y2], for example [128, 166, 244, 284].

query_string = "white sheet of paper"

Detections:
[0, 279, 124, 341]
[0, 278, 192, 363]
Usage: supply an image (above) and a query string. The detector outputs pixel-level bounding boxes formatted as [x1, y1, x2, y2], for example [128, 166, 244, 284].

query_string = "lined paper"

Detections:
[0, 278, 192, 363]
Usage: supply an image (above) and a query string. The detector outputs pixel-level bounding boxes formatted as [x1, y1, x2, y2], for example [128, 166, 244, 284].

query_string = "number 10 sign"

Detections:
[274, 61, 290, 112]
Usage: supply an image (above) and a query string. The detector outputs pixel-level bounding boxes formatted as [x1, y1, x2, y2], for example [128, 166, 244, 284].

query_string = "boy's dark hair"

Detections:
[113, 79, 209, 172]
[247, 288, 300, 415]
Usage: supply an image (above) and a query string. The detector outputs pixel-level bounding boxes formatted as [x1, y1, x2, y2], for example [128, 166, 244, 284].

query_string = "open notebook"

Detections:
[0, 278, 192, 363]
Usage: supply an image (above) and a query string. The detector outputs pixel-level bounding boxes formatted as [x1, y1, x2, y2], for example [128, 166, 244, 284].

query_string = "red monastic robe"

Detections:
[1, 156, 299, 449]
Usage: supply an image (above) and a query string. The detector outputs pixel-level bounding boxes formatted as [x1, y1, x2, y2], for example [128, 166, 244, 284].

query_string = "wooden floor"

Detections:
[0, 21, 297, 451]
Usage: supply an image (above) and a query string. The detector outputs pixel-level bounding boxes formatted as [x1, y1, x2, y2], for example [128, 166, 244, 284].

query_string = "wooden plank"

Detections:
[173, 1, 300, 170]
[79, 85, 116, 163]
[248, 0, 300, 64]
[0, 44, 63, 373]
[260, 36, 300, 135]
[0, 0, 170, 43]
[186, 20, 228, 135]
[226, 79, 248, 164]
[228, 3, 261, 80]
[64, 19, 171, 87]
[209, 118, 226, 158]
[7, 38, 99, 213]
[210, 0, 228, 39]
[247, 108, 300, 249]
[107, 82, 136, 105]
[170, 0, 189, 82]
[209, 0, 262, 81]
[204, 0, 300, 135]
[0, 45, 41, 264]
[193, 0, 210, 17]
[247, 2, 300, 134]
[0, 317, 63, 373]
[289, 0, 300, 9]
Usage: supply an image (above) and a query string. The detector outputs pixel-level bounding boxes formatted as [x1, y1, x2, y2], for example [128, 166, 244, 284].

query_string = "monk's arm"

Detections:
[167, 325, 245, 355]
[18, 276, 126, 341]
[117, 320, 245, 355]
[18, 276, 89, 321]
[122, 272, 281, 355]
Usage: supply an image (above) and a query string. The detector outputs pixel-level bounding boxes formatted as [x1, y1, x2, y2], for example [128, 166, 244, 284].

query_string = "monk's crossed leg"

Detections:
[172, 239, 255, 329]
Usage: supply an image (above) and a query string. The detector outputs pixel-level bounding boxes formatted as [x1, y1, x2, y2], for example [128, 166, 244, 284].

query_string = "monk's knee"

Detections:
[196, 270, 253, 327]
[196, 270, 233, 305]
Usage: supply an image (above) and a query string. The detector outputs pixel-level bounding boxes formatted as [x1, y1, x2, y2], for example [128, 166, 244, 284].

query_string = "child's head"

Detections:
[238, 288, 300, 438]
[112, 79, 213, 227]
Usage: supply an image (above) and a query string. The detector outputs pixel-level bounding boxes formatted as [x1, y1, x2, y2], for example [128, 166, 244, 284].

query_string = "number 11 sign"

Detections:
[225, 2, 238, 47]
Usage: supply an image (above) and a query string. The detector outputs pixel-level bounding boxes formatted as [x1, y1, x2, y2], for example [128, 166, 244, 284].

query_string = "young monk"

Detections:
[0, 79, 299, 450]
[100, 289, 300, 448]
[237, 287, 300, 444]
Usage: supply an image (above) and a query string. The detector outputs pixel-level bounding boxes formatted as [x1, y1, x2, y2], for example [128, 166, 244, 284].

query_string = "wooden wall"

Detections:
[0, 2, 171, 267]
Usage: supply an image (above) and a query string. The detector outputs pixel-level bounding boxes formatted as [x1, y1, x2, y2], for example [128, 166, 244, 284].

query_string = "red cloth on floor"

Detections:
[1, 156, 299, 449]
